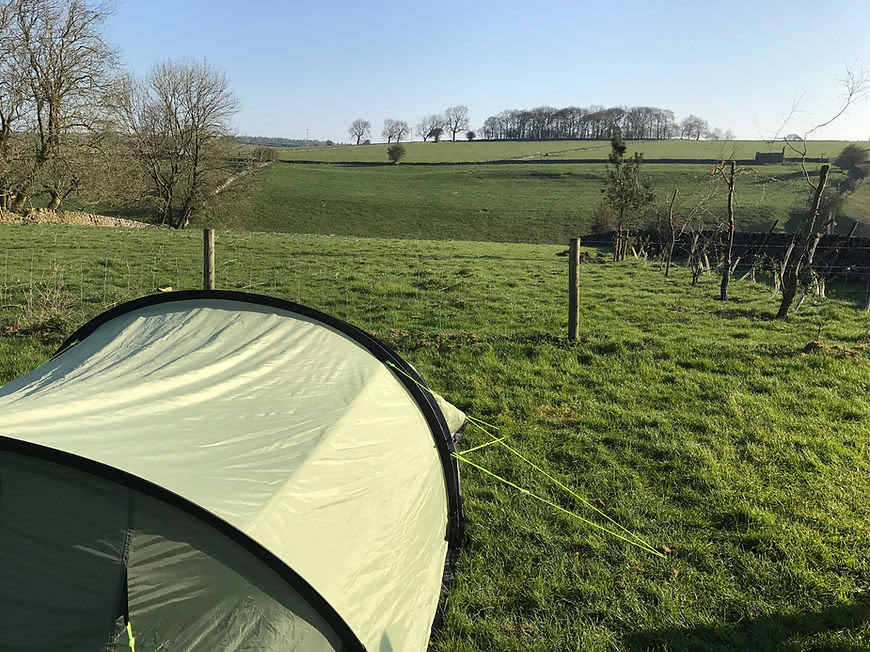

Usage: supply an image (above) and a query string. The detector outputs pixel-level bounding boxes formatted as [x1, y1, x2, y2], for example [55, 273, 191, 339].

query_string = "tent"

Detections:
[0, 291, 465, 651]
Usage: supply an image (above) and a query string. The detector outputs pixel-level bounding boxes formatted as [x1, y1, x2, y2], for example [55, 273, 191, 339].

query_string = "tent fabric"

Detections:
[1, 451, 341, 651]
[0, 292, 465, 651]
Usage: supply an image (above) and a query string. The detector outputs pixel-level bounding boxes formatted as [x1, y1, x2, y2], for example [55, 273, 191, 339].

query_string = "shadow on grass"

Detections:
[623, 602, 870, 651]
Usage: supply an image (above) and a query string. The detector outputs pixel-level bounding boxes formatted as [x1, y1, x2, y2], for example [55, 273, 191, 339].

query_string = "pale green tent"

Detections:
[0, 291, 465, 651]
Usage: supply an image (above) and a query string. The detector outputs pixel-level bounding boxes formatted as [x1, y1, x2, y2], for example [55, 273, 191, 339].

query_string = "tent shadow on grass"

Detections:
[623, 602, 870, 651]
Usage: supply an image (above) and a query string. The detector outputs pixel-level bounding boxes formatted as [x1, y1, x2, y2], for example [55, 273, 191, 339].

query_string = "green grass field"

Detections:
[269, 140, 855, 164]
[1, 225, 868, 651]
[58, 139, 866, 242]
[229, 161, 830, 242]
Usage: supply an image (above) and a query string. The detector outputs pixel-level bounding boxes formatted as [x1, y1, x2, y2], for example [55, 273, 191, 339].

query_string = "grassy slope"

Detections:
[842, 181, 870, 223]
[236, 161, 824, 242]
[273, 140, 855, 163]
[1, 225, 868, 651]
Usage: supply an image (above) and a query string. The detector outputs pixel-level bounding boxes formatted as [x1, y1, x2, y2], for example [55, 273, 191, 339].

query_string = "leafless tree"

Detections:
[416, 114, 443, 141]
[443, 105, 469, 141]
[13, 0, 118, 209]
[771, 67, 870, 317]
[0, 0, 30, 211]
[114, 60, 239, 229]
[718, 161, 736, 300]
[348, 118, 370, 145]
[381, 119, 409, 143]
[680, 115, 708, 140]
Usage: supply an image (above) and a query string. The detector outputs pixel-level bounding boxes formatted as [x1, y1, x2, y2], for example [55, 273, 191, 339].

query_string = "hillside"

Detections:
[232, 160, 835, 242]
[1, 226, 868, 651]
[59, 139, 869, 242]
[271, 139, 852, 164]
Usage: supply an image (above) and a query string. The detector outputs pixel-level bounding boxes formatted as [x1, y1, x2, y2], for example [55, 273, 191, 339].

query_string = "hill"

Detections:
[230, 160, 837, 242]
[272, 139, 852, 164]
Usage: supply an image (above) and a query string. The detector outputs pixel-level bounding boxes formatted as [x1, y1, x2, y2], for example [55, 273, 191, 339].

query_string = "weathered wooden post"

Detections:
[203, 228, 215, 290]
[568, 237, 580, 341]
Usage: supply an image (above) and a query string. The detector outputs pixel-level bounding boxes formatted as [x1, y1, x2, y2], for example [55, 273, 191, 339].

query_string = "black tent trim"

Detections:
[0, 435, 367, 652]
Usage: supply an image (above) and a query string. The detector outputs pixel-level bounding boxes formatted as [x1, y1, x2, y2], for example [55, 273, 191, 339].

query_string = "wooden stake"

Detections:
[568, 238, 580, 341]
[204, 228, 215, 290]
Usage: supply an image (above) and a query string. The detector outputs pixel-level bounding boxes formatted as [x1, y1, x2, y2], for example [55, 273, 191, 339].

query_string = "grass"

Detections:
[45, 139, 868, 242]
[228, 161, 829, 242]
[1, 225, 868, 651]
[268, 140, 857, 164]
[842, 180, 870, 224]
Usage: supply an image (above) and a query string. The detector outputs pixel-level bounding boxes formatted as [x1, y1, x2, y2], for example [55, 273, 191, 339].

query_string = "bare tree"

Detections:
[777, 166, 829, 318]
[772, 67, 870, 317]
[0, 0, 31, 212]
[114, 60, 239, 229]
[381, 119, 409, 143]
[416, 114, 442, 141]
[718, 161, 736, 300]
[680, 115, 708, 140]
[348, 118, 370, 145]
[443, 105, 469, 141]
[12, 0, 119, 210]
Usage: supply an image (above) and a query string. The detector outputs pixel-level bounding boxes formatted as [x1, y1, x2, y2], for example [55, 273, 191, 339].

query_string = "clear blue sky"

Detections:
[107, 0, 869, 142]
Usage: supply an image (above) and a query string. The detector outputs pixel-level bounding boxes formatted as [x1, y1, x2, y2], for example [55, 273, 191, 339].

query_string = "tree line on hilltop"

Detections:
[479, 106, 732, 141]
[348, 105, 731, 145]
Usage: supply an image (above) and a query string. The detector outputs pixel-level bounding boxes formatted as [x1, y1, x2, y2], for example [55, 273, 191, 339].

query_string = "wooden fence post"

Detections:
[203, 229, 215, 290]
[568, 237, 580, 341]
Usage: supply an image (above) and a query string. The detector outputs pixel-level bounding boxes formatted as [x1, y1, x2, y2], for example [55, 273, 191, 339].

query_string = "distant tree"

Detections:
[785, 133, 803, 141]
[252, 145, 277, 162]
[416, 114, 443, 141]
[680, 115, 708, 140]
[723, 129, 736, 140]
[466, 130, 475, 141]
[362, 138, 371, 145]
[443, 105, 469, 141]
[602, 130, 654, 261]
[430, 126, 443, 143]
[348, 119, 371, 145]
[382, 119, 409, 143]
[325, 139, 335, 146]
[387, 143, 405, 164]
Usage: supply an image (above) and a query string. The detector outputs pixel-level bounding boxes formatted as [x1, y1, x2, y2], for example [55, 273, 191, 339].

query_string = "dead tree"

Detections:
[664, 189, 678, 277]
[777, 165, 830, 318]
[719, 161, 736, 300]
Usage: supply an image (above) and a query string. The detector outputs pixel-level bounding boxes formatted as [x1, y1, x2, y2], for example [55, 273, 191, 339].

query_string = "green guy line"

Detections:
[385, 360, 663, 557]
[465, 416, 660, 555]
[453, 452, 665, 558]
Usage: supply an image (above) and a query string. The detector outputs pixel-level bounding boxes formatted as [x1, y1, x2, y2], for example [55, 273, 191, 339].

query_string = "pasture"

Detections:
[1, 225, 868, 651]
[267, 139, 852, 164]
[232, 161, 832, 242]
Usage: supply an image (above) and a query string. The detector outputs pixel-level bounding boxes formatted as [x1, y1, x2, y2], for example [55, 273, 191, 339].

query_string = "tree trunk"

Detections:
[720, 161, 736, 301]
[665, 189, 677, 277]
[47, 192, 62, 210]
[777, 165, 829, 319]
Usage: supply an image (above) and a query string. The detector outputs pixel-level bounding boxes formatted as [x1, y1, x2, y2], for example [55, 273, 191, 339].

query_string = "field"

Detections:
[233, 161, 835, 242]
[268, 140, 852, 164]
[223, 139, 866, 242]
[60, 139, 867, 242]
[1, 225, 868, 651]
